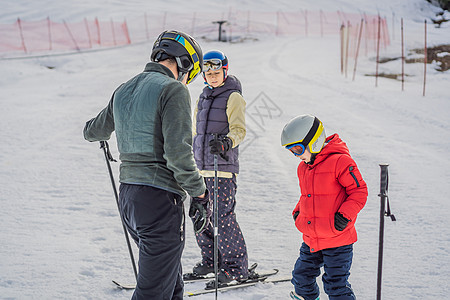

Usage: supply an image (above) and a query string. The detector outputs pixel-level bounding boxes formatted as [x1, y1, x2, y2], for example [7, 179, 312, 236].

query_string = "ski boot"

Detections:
[183, 262, 214, 281]
[192, 262, 214, 275]
[205, 269, 249, 289]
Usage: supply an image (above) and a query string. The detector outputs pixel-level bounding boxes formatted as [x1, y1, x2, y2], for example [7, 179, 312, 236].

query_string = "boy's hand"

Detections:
[209, 136, 232, 156]
[334, 212, 350, 231]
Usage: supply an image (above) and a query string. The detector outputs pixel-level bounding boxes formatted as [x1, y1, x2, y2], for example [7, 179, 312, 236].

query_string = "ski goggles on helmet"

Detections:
[286, 142, 307, 156]
[203, 59, 223, 72]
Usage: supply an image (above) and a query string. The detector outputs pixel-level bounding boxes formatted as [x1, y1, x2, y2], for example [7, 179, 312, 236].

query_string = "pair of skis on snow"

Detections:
[112, 263, 291, 297]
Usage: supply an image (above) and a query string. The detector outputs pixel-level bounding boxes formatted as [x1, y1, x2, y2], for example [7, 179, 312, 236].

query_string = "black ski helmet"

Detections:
[151, 30, 203, 84]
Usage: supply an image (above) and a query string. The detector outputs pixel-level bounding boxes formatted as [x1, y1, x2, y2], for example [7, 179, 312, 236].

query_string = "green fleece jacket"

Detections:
[83, 62, 205, 197]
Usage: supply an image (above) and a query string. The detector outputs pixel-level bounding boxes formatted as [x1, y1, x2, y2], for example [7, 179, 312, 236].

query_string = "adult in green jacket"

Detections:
[83, 30, 208, 300]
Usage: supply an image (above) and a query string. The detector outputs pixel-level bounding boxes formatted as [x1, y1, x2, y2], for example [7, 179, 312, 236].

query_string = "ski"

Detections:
[112, 274, 215, 290]
[182, 261, 259, 282]
[111, 263, 282, 291]
[204, 268, 279, 290]
[182, 272, 215, 282]
[112, 280, 135, 290]
[184, 274, 291, 297]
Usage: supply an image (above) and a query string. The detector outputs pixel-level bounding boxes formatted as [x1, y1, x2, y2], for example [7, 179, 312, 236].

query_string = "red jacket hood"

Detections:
[311, 133, 349, 167]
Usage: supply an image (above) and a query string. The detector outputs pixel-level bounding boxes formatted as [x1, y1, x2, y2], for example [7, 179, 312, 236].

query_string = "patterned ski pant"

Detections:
[292, 242, 356, 300]
[193, 176, 249, 279]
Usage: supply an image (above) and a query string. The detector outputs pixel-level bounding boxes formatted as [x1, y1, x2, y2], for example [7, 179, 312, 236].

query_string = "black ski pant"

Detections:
[119, 183, 185, 300]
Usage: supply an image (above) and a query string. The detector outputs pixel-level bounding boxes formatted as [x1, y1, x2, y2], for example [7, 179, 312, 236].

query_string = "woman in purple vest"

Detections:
[190, 50, 249, 284]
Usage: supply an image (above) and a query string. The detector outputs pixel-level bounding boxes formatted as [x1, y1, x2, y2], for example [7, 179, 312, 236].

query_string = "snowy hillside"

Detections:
[1, 0, 449, 299]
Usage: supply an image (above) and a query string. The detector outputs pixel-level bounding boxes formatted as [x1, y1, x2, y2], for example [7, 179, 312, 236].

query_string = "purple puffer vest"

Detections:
[193, 75, 242, 173]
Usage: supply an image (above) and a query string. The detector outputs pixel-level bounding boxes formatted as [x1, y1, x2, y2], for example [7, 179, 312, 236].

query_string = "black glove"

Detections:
[293, 211, 299, 221]
[334, 212, 350, 231]
[209, 136, 232, 160]
[189, 190, 211, 234]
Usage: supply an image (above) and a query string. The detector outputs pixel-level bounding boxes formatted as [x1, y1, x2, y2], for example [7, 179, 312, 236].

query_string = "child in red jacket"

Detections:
[281, 115, 368, 300]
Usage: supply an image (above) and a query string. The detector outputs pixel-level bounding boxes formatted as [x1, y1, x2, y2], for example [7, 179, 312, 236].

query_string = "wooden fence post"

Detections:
[375, 15, 381, 87]
[110, 18, 116, 46]
[352, 19, 364, 81]
[47, 17, 52, 50]
[123, 19, 131, 44]
[423, 20, 427, 97]
[84, 18, 92, 48]
[17, 18, 27, 53]
[95, 17, 101, 45]
[63, 20, 80, 50]
[401, 18, 405, 91]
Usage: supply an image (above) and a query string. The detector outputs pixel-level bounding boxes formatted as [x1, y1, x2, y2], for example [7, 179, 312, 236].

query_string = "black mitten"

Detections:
[334, 212, 350, 231]
[209, 136, 232, 160]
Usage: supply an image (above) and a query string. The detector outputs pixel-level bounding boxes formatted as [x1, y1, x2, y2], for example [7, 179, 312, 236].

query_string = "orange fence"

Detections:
[0, 10, 388, 57]
[0, 18, 130, 54]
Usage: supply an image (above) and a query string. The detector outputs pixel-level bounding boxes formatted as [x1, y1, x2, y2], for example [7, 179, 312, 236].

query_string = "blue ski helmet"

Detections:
[202, 50, 228, 79]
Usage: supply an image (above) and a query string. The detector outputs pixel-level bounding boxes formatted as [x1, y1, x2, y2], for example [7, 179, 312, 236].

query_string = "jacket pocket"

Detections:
[296, 216, 337, 238]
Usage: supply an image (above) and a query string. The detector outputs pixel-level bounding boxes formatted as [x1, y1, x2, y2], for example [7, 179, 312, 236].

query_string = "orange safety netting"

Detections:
[0, 11, 388, 56]
[0, 18, 130, 54]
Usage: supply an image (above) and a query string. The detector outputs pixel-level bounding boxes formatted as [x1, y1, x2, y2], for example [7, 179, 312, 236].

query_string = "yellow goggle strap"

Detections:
[284, 117, 324, 153]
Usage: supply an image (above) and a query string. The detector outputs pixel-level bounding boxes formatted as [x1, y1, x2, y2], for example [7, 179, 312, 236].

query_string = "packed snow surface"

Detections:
[1, 0, 449, 299]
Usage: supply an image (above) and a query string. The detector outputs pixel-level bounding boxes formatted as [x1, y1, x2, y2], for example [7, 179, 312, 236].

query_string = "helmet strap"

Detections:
[175, 56, 192, 83]
[306, 153, 317, 165]
[177, 72, 187, 82]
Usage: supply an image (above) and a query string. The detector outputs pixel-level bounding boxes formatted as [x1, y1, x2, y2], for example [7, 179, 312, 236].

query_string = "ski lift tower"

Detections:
[213, 20, 228, 42]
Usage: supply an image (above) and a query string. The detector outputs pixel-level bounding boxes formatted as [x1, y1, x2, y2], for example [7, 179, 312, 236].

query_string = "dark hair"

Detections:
[153, 51, 176, 65]
[164, 57, 177, 65]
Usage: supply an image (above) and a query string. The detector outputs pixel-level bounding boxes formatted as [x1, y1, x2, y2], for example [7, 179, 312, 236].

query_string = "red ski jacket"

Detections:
[293, 134, 368, 252]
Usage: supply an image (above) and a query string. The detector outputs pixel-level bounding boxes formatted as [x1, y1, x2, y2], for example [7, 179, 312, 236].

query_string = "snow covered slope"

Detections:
[1, 0, 449, 299]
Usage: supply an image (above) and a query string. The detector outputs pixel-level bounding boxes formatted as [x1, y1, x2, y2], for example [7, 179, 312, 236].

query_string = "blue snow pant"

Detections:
[119, 183, 185, 300]
[192, 176, 248, 279]
[292, 242, 355, 300]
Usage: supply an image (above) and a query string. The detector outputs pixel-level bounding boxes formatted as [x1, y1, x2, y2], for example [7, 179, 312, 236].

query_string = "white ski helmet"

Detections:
[281, 115, 326, 154]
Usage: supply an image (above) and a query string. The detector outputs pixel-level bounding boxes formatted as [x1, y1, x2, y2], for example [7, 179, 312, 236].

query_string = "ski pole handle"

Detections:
[100, 141, 117, 162]
[211, 133, 229, 161]
[379, 163, 389, 196]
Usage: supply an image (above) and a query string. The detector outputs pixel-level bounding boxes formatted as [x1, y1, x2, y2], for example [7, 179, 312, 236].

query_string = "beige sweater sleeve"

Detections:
[226, 92, 246, 147]
[192, 98, 199, 137]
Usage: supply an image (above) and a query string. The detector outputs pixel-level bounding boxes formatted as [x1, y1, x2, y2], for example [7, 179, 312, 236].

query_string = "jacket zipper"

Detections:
[349, 166, 360, 187]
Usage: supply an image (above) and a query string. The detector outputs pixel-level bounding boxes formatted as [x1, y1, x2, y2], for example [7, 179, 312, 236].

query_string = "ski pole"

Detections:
[213, 134, 219, 299]
[376, 163, 396, 300]
[99, 141, 138, 281]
